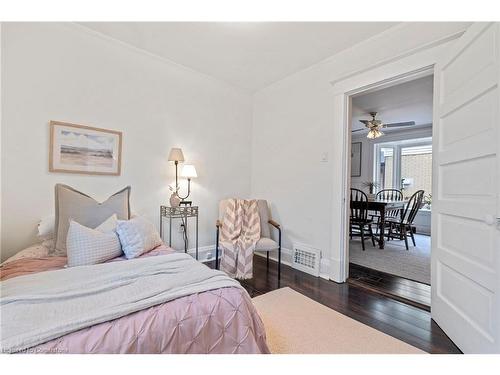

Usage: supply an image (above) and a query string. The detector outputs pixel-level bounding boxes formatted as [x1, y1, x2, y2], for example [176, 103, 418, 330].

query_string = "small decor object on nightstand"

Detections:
[168, 185, 181, 207]
[169, 192, 181, 207]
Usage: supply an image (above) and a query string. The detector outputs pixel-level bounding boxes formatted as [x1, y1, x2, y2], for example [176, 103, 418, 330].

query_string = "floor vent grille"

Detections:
[292, 244, 321, 277]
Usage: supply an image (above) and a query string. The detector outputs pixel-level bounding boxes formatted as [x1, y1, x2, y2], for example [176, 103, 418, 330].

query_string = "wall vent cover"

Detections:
[292, 243, 321, 277]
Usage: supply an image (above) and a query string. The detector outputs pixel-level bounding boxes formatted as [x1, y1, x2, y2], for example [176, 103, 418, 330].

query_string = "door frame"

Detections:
[328, 40, 458, 283]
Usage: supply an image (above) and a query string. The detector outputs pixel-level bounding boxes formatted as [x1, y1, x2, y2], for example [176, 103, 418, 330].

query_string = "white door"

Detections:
[432, 22, 500, 353]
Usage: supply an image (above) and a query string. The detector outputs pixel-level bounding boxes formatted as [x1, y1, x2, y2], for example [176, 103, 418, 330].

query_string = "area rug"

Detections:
[252, 287, 425, 354]
[349, 234, 430, 284]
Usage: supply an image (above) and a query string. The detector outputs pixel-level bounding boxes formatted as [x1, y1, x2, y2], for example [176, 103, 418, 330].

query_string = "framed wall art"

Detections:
[49, 121, 122, 176]
[351, 142, 362, 177]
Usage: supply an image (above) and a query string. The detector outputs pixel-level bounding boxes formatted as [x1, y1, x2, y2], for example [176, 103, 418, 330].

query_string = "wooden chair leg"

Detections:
[215, 228, 220, 270]
[360, 225, 366, 251]
[403, 229, 409, 250]
[267, 252, 269, 268]
[368, 224, 376, 247]
[278, 247, 281, 287]
[409, 228, 416, 247]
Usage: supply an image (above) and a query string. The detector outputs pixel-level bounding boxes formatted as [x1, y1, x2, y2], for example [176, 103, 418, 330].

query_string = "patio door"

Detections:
[431, 22, 500, 353]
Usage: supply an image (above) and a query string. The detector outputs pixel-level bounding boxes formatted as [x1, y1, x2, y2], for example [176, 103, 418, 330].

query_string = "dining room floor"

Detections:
[349, 233, 431, 285]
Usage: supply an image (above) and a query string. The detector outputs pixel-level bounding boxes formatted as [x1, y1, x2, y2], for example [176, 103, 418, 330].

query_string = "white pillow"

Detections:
[95, 214, 118, 232]
[66, 217, 122, 267]
[38, 215, 55, 240]
[116, 216, 162, 259]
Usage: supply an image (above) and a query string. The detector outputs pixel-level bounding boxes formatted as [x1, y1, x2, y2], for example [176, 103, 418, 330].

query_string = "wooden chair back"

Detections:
[376, 189, 403, 201]
[350, 188, 369, 222]
[376, 189, 404, 219]
[401, 190, 425, 225]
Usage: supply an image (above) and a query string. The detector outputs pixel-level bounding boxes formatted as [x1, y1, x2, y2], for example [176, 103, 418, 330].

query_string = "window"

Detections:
[401, 144, 432, 198]
[378, 147, 394, 190]
[374, 138, 432, 200]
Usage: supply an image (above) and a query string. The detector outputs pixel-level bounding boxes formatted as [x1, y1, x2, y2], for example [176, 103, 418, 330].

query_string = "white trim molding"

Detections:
[184, 245, 216, 263]
[328, 38, 460, 283]
[188, 244, 331, 280]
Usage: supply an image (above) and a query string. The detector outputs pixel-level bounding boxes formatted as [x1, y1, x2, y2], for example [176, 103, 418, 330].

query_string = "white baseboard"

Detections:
[171, 245, 215, 263]
[329, 257, 343, 283]
[254, 247, 331, 280]
[254, 247, 293, 268]
[319, 258, 331, 280]
[179, 244, 331, 280]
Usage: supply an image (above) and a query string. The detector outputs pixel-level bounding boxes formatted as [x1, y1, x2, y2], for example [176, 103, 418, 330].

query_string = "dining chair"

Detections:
[386, 190, 425, 250]
[349, 188, 376, 251]
[215, 199, 282, 284]
[371, 189, 404, 234]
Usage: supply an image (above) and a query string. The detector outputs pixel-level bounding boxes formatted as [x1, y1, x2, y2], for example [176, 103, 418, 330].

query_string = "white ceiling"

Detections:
[351, 75, 434, 134]
[80, 22, 398, 91]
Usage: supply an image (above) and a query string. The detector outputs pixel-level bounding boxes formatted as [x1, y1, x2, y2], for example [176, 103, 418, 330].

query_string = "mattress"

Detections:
[0, 245, 269, 354]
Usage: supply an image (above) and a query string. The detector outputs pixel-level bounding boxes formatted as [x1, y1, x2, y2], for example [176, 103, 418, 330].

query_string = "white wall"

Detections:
[1, 22, 471, 268]
[251, 23, 470, 275]
[0, 23, 253, 261]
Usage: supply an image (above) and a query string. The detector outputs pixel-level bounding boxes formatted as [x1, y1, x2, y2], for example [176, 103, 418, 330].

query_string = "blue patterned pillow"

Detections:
[116, 216, 162, 259]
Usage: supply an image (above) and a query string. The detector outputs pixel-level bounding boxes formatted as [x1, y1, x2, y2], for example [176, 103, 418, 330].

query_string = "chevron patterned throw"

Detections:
[219, 199, 261, 279]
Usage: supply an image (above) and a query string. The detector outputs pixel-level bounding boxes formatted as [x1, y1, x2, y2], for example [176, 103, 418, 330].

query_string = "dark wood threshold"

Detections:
[349, 263, 431, 311]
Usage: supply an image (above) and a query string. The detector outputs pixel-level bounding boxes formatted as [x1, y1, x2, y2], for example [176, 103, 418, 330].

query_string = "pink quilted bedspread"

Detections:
[0, 246, 270, 354]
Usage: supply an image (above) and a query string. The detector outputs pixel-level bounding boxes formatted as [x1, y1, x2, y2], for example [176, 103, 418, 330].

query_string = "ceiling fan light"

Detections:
[367, 128, 384, 139]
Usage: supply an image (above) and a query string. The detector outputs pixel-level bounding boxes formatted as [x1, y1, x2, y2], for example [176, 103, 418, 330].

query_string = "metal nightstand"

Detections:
[160, 205, 199, 260]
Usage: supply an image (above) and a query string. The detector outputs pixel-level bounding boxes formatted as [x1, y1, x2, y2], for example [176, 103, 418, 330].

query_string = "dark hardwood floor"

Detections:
[349, 263, 431, 311]
[209, 255, 461, 354]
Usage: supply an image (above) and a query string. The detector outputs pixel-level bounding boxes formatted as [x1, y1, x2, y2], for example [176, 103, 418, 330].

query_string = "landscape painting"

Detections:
[49, 121, 122, 175]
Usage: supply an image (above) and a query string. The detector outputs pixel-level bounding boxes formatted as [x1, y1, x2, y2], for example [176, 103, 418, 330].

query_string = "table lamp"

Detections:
[177, 164, 197, 204]
[168, 148, 185, 192]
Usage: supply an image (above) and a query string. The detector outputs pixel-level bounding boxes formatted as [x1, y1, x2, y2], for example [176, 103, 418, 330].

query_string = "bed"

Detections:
[0, 244, 269, 354]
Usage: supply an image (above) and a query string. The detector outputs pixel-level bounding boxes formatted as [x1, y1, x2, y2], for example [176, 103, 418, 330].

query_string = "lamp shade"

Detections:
[168, 148, 185, 162]
[181, 164, 197, 178]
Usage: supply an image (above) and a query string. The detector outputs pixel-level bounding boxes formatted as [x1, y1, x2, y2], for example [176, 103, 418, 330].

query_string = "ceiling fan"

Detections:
[353, 112, 415, 139]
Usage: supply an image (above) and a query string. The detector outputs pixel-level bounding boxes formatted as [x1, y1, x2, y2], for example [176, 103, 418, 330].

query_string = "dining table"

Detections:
[350, 198, 408, 249]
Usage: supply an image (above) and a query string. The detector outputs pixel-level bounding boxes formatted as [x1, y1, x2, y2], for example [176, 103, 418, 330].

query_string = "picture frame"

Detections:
[49, 121, 122, 176]
[351, 142, 362, 177]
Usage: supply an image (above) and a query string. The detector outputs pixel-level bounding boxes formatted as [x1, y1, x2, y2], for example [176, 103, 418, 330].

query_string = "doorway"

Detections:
[330, 22, 500, 354]
[346, 74, 433, 309]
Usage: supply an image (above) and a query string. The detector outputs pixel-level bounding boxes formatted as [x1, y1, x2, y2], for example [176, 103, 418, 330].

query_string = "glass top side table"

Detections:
[160, 205, 199, 260]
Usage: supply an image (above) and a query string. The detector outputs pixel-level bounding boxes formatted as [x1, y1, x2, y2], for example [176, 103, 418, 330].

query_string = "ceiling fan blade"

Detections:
[384, 121, 416, 128]
[359, 120, 369, 125]
[352, 128, 366, 132]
